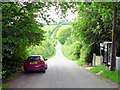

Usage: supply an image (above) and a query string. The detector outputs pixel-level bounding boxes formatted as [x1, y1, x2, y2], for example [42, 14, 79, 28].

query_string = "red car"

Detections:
[24, 55, 48, 73]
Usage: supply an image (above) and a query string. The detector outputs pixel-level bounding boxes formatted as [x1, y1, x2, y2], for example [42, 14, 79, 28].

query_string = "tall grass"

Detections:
[2, 83, 11, 89]
[90, 65, 106, 73]
[100, 70, 119, 84]
[90, 65, 120, 84]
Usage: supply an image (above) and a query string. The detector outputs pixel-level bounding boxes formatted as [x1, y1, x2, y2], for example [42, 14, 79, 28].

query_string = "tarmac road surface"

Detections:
[7, 41, 118, 88]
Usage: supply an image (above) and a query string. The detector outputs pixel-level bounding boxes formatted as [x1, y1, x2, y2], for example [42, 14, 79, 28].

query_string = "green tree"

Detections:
[71, 2, 120, 64]
[58, 27, 72, 44]
[2, 2, 75, 77]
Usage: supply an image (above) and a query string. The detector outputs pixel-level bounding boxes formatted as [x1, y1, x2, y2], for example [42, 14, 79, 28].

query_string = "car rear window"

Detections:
[27, 56, 41, 61]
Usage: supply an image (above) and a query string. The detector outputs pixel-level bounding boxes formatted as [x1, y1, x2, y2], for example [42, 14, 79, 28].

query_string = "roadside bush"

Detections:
[58, 27, 72, 45]
[27, 39, 56, 59]
[28, 45, 47, 57]
[42, 39, 55, 58]
[2, 47, 29, 78]
[62, 41, 82, 61]
[62, 44, 74, 60]
[60, 28, 83, 61]
[64, 36, 74, 46]
[55, 25, 72, 39]
[72, 41, 82, 59]
[52, 38, 57, 46]
[77, 45, 90, 66]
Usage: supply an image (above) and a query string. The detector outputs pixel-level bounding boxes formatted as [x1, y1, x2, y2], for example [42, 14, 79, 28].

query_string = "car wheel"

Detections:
[24, 70, 27, 73]
[43, 69, 46, 73]
[45, 65, 47, 69]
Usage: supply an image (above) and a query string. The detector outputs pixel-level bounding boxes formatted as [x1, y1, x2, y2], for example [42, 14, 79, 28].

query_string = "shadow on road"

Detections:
[24, 71, 44, 74]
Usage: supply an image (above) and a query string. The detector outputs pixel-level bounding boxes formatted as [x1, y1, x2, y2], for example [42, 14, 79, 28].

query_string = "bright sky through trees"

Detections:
[35, 6, 78, 24]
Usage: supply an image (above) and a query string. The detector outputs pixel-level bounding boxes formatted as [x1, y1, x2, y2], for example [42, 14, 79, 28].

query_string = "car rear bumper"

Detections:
[24, 65, 45, 71]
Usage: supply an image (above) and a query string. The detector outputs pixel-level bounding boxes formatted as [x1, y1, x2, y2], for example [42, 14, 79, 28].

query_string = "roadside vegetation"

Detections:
[1, 83, 11, 89]
[57, 26, 88, 65]
[58, 2, 120, 65]
[2, 2, 43, 80]
[71, 2, 120, 65]
[27, 39, 57, 59]
[90, 65, 120, 84]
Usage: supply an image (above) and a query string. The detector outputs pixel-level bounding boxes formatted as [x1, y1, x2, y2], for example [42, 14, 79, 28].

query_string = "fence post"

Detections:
[92, 53, 96, 66]
[100, 55, 103, 65]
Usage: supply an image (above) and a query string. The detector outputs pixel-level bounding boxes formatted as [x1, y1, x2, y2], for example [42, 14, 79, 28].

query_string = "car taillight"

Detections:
[41, 60, 44, 64]
[25, 61, 27, 66]
[25, 63, 27, 66]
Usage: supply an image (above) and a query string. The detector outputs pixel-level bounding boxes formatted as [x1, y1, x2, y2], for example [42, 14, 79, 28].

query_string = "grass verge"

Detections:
[1, 83, 11, 89]
[90, 65, 106, 73]
[2, 68, 24, 89]
[77, 61, 86, 66]
[90, 65, 120, 84]
[6, 73, 18, 81]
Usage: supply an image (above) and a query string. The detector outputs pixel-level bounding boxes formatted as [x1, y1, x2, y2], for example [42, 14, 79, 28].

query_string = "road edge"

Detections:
[81, 66, 119, 88]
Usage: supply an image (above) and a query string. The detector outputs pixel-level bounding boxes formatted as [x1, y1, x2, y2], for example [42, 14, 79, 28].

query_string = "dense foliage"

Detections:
[71, 2, 120, 65]
[54, 25, 72, 39]
[58, 27, 82, 60]
[58, 2, 120, 66]
[58, 27, 72, 44]
[27, 39, 56, 58]
[2, 2, 45, 77]
[2, 2, 74, 78]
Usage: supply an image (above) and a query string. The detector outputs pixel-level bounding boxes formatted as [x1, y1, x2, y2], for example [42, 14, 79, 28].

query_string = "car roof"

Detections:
[29, 55, 43, 57]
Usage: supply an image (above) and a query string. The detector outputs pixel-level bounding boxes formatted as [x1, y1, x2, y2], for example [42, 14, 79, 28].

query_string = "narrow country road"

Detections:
[7, 41, 118, 88]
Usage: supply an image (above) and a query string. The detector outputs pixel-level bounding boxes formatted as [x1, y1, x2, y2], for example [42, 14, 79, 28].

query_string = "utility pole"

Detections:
[111, 7, 117, 71]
